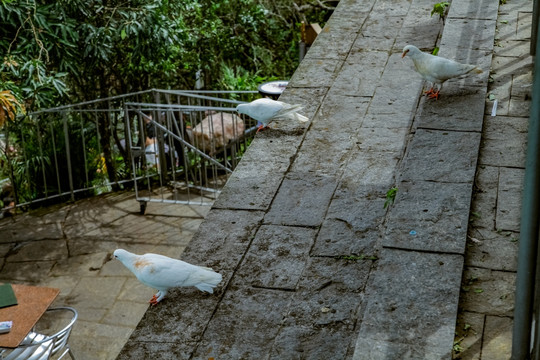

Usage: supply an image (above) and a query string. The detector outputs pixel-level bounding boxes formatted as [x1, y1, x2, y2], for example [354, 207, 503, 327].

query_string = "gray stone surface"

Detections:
[288, 58, 343, 88]
[399, 129, 481, 183]
[328, 50, 388, 97]
[415, 87, 487, 132]
[479, 116, 528, 168]
[383, 180, 473, 254]
[459, 267, 515, 317]
[264, 173, 338, 227]
[496, 167, 525, 232]
[179, 209, 264, 272]
[447, 0, 499, 20]
[193, 287, 292, 359]
[353, 249, 464, 360]
[233, 225, 317, 289]
[440, 19, 497, 51]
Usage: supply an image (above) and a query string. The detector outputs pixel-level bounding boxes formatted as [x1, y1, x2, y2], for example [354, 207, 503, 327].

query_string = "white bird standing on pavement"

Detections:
[401, 44, 483, 99]
[113, 249, 222, 305]
[236, 98, 309, 132]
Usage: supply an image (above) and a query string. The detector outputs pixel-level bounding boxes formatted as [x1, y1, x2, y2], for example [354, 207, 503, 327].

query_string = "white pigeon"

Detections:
[236, 98, 308, 132]
[402, 44, 483, 99]
[113, 249, 222, 305]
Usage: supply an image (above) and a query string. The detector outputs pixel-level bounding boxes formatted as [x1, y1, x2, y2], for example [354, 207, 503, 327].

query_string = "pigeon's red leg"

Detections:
[256, 125, 270, 133]
[424, 88, 435, 96]
[428, 89, 440, 100]
[149, 294, 159, 305]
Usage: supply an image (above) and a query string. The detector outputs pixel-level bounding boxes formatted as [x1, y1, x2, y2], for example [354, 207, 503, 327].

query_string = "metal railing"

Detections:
[0, 89, 258, 215]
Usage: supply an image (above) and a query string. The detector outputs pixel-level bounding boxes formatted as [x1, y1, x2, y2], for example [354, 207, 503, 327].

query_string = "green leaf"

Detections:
[121, 29, 127, 40]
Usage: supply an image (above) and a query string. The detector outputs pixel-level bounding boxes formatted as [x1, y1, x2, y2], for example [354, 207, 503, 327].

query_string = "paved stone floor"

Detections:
[0, 0, 533, 359]
[0, 191, 211, 360]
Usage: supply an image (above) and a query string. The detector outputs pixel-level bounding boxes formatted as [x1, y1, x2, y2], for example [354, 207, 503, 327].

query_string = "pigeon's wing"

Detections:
[425, 56, 479, 82]
[134, 254, 192, 290]
[272, 102, 308, 122]
[250, 99, 283, 124]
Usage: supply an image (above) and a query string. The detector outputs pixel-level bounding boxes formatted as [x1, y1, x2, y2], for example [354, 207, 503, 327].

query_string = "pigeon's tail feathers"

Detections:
[294, 113, 309, 122]
[275, 103, 308, 123]
[198, 265, 215, 271]
[195, 271, 223, 294]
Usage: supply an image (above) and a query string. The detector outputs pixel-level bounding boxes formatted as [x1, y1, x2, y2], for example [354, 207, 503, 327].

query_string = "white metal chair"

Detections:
[0, 307, 77, 360]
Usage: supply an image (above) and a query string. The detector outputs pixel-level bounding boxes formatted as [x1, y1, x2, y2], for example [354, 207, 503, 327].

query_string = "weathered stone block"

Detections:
[264, 173, 339, 227]
[496, 167, 524, 231]
[353, 248, 464, 360]
[233, 225, 316, 290]
[328, 51, 388, 97]
[459, 267, 515, 316]
[180, 209, 264, 271]
[289, 58, 343, 88]
[440, 19, 497, 51]
[400, 129, 481, 183]
[479, 116, 528, 168]
[447, 0, 499, 20]
[415, 86, 486, 132]
[384, 180, 473, 254]
[193, 287, 292, 359]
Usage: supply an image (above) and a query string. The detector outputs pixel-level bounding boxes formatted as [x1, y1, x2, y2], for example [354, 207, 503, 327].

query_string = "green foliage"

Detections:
[384, 187, 398, 209]
[431, 2, 449, 21]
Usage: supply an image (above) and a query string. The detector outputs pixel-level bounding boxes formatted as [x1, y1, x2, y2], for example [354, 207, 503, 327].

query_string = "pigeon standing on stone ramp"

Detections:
[113, 249, 222, 305]
[236, 98, 309, 132]
[401, 44, 483, 99]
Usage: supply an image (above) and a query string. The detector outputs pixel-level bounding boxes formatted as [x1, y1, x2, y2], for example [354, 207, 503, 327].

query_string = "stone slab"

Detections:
[118, 341, 196, 360]
[211, 137, 295, 211]
[453, 311, 485, 360]
[459, 267, 515, 316]
[415, 85, 487, 132]
[469, 165, 498, 230]
[496, 167, 525, 232]
[383, 180, 473, 254]
[264, 173, 338, 227]
[465, 227, 519, 272]
[179, 209, 264, 272]
[233, 225, 317, 290]
[394, 9, 441, 52]
[328, 50, 388, 97]
[440, 19, 497, 51]
[304, 23, 362, 61]
[481, 315, 513, 360]
[124, 288, 220, 344]
[270, 325, 357, 360]
[312, 187, 385, 257]
[479, 116, 528, 168]
[399, 129, 481, 183]
[353, 248, 464, 360]
[447, 0, 499, 21]
[288, 58, 343, 88]
[355, 16, 404, 51]
[193, 287, 292, 359]
[269, 256, 371, 359]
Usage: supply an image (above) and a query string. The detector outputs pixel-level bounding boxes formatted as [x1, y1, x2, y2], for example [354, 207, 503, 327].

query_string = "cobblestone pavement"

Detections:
[0, 0, 533, 359]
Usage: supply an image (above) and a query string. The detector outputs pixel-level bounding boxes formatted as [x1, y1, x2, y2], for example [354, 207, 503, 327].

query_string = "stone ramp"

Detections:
[119, 0, 505, 359]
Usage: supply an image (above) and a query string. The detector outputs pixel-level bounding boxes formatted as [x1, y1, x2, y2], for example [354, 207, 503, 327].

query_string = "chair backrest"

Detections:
[0, 307, 78, 360]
